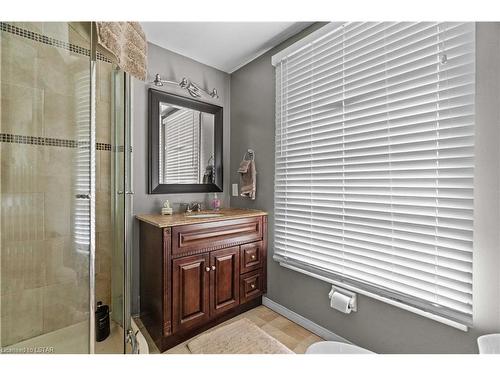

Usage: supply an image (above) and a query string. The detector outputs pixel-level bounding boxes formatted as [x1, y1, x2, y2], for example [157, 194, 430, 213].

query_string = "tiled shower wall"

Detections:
[0, 22, 113, 347]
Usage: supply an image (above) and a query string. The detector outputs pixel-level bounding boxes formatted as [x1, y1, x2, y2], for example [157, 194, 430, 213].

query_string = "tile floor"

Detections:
[135, 305, 323, 354]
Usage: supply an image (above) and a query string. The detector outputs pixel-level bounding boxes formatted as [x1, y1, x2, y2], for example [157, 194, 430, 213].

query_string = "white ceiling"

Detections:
[140, 22, 314, 73]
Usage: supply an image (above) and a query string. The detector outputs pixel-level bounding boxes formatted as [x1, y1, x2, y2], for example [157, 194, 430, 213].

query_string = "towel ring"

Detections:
[243, 149, 255, 161]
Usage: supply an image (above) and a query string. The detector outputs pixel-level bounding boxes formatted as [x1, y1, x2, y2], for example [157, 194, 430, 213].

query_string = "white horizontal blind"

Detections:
[73, 70, 91, 250]
[164, 108, 200, 184]
[274, 22, 475, 325]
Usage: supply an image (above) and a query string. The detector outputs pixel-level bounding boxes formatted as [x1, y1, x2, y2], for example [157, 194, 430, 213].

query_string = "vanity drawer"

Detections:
[240, 269, 263, 304]
[172, 217, 263, 257]
[240, 241, 263, 274]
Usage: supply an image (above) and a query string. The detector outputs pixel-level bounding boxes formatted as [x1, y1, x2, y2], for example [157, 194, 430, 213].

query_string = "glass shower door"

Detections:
[93, 61, 128, 354]
[99, 67, 134, 354]
[93, 54, 134, 354]
[0, 22, 93, 353]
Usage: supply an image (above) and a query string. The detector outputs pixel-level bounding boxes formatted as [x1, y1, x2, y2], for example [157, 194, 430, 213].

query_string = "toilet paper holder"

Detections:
[328, 285, 357, 312]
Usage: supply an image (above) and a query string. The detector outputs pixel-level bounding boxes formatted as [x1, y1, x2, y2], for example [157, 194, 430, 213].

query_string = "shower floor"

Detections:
[3, 320, 126, 354]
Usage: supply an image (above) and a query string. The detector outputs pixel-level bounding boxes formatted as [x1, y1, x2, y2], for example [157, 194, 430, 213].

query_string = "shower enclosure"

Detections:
[0, 22, 134, 353]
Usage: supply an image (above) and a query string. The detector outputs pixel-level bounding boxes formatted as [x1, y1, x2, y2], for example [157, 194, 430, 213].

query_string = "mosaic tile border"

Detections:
[0, 22, 113, 64]
[0, 133, 112, 151]
[97, 143, 112, 151]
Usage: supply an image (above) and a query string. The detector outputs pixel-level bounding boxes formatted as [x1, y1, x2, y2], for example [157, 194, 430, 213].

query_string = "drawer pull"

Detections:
[205, 267, 211, 272]
[250, 284, 256, 289]
[211, 265, 216, 271]
[251, 255, 256, 260]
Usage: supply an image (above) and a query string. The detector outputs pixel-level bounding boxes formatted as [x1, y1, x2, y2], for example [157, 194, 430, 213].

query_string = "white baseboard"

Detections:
[262, 296, 350, 343]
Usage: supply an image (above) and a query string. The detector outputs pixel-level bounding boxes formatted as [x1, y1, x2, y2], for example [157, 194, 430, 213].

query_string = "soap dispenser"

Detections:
[211, 193, 221, 211]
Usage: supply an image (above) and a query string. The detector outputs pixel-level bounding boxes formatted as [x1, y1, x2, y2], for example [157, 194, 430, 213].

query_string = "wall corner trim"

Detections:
[262, 296, 350, 344]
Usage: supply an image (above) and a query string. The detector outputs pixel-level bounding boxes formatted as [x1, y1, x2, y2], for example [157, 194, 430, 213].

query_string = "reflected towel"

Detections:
[95, 22, 147, 81]
[239, 159, 256, 200]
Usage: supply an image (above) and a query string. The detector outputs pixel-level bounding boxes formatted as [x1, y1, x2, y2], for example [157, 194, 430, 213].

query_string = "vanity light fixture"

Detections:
[152, 73, 219, 99]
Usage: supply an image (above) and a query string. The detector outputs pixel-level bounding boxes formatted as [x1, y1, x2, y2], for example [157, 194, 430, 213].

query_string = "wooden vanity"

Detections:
[137, 208, 268, 352]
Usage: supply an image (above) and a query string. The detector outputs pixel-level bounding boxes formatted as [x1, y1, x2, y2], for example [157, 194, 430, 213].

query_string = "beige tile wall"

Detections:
[0, 23, 114, 347]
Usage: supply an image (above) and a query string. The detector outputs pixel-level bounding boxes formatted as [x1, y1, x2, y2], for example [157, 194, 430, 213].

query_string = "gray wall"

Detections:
[132, 42, 231, 314]
[230, 22, 500, 353]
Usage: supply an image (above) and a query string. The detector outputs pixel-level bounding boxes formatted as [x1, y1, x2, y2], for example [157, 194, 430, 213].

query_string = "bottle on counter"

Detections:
[211, 193, 221, 211]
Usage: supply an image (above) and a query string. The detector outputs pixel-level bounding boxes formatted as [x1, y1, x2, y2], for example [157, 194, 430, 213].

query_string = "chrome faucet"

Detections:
[185, 202, 202, 214]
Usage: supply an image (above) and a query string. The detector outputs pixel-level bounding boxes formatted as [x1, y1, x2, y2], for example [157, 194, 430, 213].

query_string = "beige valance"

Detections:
[95, 22, 147, 81]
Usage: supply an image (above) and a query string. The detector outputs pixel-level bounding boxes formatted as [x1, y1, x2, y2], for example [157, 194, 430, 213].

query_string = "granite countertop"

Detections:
[135, 208, 268, 228]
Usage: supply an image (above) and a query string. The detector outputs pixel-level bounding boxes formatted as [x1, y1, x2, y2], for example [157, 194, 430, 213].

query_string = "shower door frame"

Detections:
[89, 23, 97, 354]
[122, 72, 135, 353]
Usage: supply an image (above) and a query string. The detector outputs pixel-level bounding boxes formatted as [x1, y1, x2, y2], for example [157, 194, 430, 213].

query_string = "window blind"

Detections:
[163, 108, 201, 184]
[74, 70, 91, 251]
[273, 22, 475, 326]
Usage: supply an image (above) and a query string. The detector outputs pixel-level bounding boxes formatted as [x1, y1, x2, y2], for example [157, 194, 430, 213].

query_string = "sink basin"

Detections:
[187, 213, 224, 218]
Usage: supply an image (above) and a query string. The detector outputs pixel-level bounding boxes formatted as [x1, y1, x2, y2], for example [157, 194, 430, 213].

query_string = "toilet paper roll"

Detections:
[330, 291, 352, 314]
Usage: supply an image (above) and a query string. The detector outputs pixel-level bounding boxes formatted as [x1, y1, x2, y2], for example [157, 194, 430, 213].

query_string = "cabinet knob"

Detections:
[211, 265, 216, 271]
[250, 284, 256, 289]
[251, 254, 256, 260]
[205, 267, 211, 272]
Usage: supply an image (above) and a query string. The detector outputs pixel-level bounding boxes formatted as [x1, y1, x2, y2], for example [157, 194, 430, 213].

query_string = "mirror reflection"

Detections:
[159, 102, 215, 184]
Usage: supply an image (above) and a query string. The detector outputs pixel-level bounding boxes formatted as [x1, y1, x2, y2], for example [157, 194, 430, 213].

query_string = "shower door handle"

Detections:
[75, 194, 91, 199]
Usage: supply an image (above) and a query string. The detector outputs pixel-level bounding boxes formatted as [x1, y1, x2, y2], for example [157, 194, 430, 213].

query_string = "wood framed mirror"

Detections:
[148, 89, 223, 194]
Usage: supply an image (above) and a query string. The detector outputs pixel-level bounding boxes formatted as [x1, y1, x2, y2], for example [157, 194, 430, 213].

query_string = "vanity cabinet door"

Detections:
[210, 247, 240, 317]
[172, 254, 210, 333]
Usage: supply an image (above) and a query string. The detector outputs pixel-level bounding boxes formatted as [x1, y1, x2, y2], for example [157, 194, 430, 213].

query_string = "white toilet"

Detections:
[306, 341, 374, 354]
[477, 334, 500, 354]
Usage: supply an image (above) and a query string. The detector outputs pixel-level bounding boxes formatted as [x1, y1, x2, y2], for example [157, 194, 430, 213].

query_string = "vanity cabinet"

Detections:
[138, 209, 267, 352]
